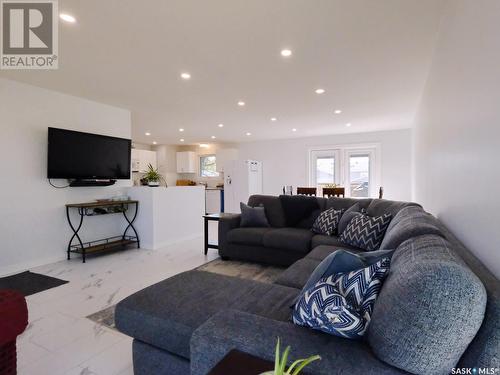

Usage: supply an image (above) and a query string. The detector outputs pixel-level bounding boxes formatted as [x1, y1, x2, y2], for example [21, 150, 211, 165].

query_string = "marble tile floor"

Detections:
[15, 223, 219, 375]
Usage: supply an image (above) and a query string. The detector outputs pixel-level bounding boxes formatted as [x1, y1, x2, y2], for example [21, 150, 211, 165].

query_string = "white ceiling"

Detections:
[0, 0, 445, 145]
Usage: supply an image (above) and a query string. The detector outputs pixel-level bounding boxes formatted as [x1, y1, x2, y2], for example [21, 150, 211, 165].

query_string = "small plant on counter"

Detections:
[259, 338, 321, 375]
[144, 163, 166, 187]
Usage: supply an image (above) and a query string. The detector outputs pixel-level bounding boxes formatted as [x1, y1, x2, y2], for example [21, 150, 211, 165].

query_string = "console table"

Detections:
[66, 200, 140, 263]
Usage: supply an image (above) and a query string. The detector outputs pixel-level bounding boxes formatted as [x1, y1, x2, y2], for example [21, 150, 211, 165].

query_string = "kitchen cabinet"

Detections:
[176, 151, 197, 173]
[132, 149, 157, 173]
[216, 148, 238, 172]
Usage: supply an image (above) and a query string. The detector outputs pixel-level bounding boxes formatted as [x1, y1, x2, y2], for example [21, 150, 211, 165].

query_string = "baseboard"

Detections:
[0, 254, 66, 277]
[140, 233, 202, 250]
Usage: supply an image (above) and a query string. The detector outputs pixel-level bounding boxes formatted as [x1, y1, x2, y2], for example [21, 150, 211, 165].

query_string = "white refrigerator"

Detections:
[223, 160, 263, 213]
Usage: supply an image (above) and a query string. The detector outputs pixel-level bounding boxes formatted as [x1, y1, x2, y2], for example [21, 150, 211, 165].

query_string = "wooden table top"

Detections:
[66, 200, 138, 208]
[207, 350, 274, 375]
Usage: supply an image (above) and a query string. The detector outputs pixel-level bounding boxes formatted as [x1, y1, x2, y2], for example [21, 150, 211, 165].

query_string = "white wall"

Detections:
[154, 144, 179, 187]
[413, 0, 500, 277]
[236, 129, 412, 201]
[0, 79, 132, 275]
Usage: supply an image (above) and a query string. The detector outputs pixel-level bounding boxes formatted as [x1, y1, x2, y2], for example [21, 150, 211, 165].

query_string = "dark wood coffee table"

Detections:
[207, 350, 274, 375]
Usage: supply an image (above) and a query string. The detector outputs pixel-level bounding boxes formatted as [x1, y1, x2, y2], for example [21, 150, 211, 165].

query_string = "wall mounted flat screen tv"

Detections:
[47, 127, 131, 180]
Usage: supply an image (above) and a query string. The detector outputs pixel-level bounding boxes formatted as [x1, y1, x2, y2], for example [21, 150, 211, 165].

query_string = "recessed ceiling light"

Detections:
[315, 89, 325, 94]
[246, 132, 252, 136]
[281, 49, 292, 57]
[238, 101, 245, 106]
[334, 109, 342, 114]
[346, 123, 352, 127]
[292, 128, 297, 132]
[218, 123, 224, 128]
[180, 138, 185, 142]
[60, 13, 76, 23]
[152, 141, 157, 145]
[270, 117, 277, 122]
[211, 136, 216, 139]
[145, 132, 151, 136]
[199, 144, 209, 148]
[180, 72, 191, 80]
[179, 128, 184, 132]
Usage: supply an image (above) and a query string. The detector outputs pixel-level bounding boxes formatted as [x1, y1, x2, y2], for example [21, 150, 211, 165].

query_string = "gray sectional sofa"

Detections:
[115, 195, 499, 375]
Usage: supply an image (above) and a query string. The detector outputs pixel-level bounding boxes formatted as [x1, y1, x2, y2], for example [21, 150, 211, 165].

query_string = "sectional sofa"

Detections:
[115, 195, 499, 375]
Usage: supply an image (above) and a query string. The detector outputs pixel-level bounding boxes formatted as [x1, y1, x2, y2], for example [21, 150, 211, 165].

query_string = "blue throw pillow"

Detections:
[340, 213, 392, 251]
[297, 249, 394, 302]
[292, 257, 391, 339]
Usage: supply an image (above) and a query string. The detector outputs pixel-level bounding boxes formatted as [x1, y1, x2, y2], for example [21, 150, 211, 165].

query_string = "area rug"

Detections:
[0, 271, 68, 296]
[87, 259, 285, 330]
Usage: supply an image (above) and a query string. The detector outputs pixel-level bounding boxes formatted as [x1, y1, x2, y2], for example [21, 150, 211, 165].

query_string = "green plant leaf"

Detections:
[279, 346, 291, 374]
[275, 337, 281, 375]
[291, 355, 321, 375]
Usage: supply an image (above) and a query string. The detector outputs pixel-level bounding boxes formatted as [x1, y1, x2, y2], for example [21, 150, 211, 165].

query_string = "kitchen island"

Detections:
[127, 186, 205, 250]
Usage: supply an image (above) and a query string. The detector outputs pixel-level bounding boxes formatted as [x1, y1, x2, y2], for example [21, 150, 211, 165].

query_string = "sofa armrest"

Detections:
[218, 214, 241, 254]
[190, 309, 406, 375]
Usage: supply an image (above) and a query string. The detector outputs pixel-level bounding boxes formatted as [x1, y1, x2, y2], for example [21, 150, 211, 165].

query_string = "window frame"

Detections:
[308, 143, 381, 198]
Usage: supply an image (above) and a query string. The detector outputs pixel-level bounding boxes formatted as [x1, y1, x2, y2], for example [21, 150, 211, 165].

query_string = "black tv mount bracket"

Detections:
[69, 179, 116, 187]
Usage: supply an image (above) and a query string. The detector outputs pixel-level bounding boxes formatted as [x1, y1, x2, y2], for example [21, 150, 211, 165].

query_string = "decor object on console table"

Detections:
[66, 200, 140, 263]
[0, 289, 28, 375]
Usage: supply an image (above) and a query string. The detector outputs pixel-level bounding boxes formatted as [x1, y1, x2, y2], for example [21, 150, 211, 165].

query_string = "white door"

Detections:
[310, 150, 341, 195]
[345, 149, 376, 198]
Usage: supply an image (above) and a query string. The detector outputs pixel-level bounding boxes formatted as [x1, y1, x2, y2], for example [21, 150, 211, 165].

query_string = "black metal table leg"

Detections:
[66, 207, 85, 262]
[204, 216, 209, 255]
[123, 202, 140, 248]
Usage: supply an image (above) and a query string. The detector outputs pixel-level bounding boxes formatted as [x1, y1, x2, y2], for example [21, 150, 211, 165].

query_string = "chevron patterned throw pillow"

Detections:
[311, 208, 344, 236]
[339, 213, 392, 251]
[292, 257, 391, 339]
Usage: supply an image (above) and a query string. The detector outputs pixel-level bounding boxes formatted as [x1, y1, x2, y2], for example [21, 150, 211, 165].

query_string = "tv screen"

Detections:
[47, 127, 131, 179]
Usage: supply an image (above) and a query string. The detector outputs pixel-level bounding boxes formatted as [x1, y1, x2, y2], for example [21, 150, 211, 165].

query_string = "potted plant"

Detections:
[260, 338, 321, 375]
[144, 163, 164, 187]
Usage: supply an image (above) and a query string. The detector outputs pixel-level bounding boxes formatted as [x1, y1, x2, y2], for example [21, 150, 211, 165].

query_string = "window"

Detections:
[309, 145, 379, 198]
[349, 154, 370, 197]
[200, 155, 219, 177]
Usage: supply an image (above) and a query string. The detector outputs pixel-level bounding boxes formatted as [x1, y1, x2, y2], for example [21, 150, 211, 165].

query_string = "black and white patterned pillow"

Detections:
[311, 208, 344, 236]
[340, 213, 392, 251]
[292, 257, 391, 339]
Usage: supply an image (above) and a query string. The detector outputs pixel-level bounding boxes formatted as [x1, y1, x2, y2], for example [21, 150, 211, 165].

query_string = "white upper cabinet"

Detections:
[216, 148, 238, 172]
[176, 151, 197, 173]
[132, 149, 157, 173]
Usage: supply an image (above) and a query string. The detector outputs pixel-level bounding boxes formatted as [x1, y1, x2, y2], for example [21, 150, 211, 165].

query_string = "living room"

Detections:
[0, 1, 498, 375]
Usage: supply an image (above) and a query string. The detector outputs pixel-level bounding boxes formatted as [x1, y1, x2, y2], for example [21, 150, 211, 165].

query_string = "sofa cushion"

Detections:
[115, 271, 298, 359]
[367, 235, 487, 375]
[263, 228, 314, 253]
[366, 199, 420, 218]
[379, 205, 444, 249]
[279, 195, 320, 227]
[248, 195, 286, 227]
[307, 244, 364, 261]
[226, 227, 273, 246]
[240, 202, 270, 227]
[340, 213, 392, 251]
[311, 208, 344, 236]
[325, 197, 361, 211]
[293, 257, 391, 339]
[311, 235, 363, 252]
[274, 258, 321, 289]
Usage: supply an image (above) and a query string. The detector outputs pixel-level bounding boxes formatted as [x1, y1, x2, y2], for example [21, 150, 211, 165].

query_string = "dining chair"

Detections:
[296, 187, 317, 196]
[322, 187, 345, 198]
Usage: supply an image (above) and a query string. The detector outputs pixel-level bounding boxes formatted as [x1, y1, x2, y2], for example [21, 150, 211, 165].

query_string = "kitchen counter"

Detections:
[127, 186, 205, 249]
